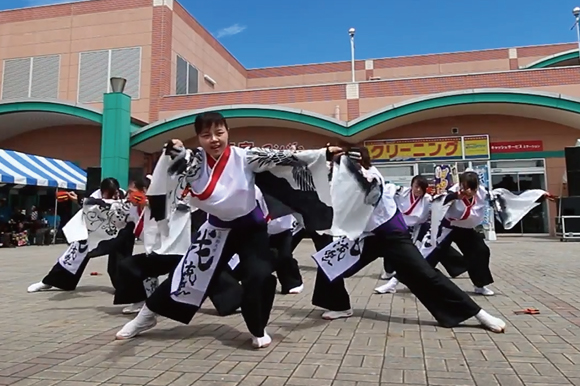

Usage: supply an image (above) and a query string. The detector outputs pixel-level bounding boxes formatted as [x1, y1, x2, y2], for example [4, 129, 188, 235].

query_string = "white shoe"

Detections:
[475, 310, 506, 333]
[122, 301, 144, 314]
[27, 282, 52, 293]
[115, 306, 157, 340]
[321, 309, 353, 320]
[288, 284, 304, 294]
[380, 270, 396, 280]
[374, 277, 398, 294]
[474, 286, 495, 296]
[251, 331, 272, 349]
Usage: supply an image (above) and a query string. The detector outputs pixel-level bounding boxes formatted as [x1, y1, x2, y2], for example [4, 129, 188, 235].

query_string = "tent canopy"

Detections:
[0, 149, 86, 190]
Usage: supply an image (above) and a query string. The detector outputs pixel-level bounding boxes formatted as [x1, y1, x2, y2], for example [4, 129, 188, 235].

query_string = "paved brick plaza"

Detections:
[1, 238, 580, 386]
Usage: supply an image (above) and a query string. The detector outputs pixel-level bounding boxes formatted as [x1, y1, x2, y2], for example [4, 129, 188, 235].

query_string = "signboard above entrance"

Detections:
[364, 135, 490, 163]
[490, 140, 543, 153]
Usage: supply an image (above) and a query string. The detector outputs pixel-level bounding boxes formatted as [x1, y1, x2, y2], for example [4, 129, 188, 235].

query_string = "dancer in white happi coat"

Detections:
[113, 180, 195, 314]
[311, 147, 507, 332]
[417, 170, 553, 297]
[27, 178, 139, 300]
[116, 112, 340, 348]
[375, 175, 432, 293]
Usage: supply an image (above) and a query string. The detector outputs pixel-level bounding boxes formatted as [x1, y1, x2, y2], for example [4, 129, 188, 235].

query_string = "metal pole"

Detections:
[52, 190, 58, 244]
[350, 35, 355, 83]
[576, 16, 580, 53]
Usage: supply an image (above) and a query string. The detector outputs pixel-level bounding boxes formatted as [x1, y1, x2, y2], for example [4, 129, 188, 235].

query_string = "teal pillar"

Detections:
[101, 92, 131, 189]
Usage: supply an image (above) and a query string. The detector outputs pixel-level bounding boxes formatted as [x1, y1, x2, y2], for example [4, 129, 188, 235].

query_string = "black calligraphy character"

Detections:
[174, 229, 217, 296]
[335, 238, 349, 262]
[321, 249, 338, 266]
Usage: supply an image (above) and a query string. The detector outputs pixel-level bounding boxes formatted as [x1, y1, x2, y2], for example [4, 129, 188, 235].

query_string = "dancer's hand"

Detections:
[171, 139, 184, 148]
[544, 192, 556, 201]
[68, 192, 78, 202]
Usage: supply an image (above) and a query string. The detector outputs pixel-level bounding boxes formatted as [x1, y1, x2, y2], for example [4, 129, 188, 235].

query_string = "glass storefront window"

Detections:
[378, 165, 415, 176]
[490, 160, 544, 169]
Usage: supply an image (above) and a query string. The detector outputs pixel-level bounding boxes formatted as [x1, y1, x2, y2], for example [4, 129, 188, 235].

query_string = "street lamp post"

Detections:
[573, 7, 580, 55]
[349, 28, 355, 83]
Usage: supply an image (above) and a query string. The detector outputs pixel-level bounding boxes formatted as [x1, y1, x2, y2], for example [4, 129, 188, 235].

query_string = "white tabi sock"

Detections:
[288, 284, 304, 294]
[251, 331, 272, 349]
[115, 305, 157, 340]
[475, 310, 506, 333]
[27, 282, 52, 293]
[374, 277, 399, 294]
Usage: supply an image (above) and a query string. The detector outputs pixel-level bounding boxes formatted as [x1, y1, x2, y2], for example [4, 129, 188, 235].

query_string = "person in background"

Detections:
[0, 198, 10, 225]
[44, 208, 61, 235]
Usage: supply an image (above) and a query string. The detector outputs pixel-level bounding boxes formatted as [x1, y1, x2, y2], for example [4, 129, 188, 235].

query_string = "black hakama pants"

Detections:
[112, 252, 183, 305]
[41, 225, 136, 292]
[208, 228, 303, 316]
[426, 227, 493, 288]
[383, 223, 469, 279]
[271, 230, 303, 293]
[312, 232, 481, 328]
[146, 222, 277, 338]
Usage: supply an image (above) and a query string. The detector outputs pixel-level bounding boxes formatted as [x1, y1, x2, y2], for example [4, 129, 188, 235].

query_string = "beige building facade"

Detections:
[1, 0, 580, 234]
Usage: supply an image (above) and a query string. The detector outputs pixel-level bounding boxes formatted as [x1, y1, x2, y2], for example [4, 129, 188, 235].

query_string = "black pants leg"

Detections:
[382, 233, 482, 327]
[437, 246, 469, 278]
[106, 226, 136, 295]
[207, 266, 244, 317]
[271, 230, 303, 293]
[146, 224, 276, 338]
[447, 228, 493, 287]
[113, 252, 182, 305]
[312, 237, 380, 311]
[42, 248, 93, 291]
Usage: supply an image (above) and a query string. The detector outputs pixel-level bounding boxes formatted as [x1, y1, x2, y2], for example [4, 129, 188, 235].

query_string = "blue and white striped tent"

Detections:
[0, 149, 86, 191]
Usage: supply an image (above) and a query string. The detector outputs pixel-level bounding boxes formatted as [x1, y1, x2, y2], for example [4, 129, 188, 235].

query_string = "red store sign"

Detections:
[490, 140, 543, 153]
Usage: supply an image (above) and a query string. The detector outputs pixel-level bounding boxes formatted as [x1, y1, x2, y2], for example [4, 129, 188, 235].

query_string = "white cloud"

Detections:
[215, 23, 246, 38]
[26, 0, 85, 6]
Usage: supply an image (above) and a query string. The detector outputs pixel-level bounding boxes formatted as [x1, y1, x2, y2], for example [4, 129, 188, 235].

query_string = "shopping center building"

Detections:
[1, 0, 580, 234]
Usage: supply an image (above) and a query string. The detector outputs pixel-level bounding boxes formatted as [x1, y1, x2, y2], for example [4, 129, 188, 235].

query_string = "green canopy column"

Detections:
[100, 77, 131, 189]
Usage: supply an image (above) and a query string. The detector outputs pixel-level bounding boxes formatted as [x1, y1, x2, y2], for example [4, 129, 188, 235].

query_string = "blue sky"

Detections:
[10, 0, 580, 68]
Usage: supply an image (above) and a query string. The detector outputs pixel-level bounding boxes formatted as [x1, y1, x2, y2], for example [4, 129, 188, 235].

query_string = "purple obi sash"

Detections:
[207, 203, 266, 229]
[374, 210, 410, 236]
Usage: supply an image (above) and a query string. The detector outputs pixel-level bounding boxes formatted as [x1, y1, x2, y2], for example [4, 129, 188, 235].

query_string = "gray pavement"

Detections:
[0, 237, 580, 386]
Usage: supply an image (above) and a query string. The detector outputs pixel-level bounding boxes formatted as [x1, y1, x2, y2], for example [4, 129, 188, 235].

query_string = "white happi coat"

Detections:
[57, 194, 135, 275]
[395, 186, 432, 228]
[148, 145, 331, 307]
[314, 163, 399, 281]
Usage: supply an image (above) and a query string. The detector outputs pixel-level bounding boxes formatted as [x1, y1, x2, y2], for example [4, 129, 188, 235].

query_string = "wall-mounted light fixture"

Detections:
[204, 74, 216, 86]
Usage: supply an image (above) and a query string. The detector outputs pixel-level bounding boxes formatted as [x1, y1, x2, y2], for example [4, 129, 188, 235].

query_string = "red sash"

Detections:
[134, 206, 144, 238]
[182, 147, 231, 201]
[449, 196, 476, 221]
[403, 193, 421, 215]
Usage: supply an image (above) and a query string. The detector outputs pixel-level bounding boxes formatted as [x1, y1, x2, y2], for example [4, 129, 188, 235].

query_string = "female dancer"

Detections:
[312, 148, 507, 332]
[27, 178, 137, 294]
[116, 112, 341, 348]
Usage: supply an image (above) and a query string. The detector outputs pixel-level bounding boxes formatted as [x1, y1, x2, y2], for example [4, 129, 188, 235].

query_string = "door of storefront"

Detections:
[489, 159, 548, 235]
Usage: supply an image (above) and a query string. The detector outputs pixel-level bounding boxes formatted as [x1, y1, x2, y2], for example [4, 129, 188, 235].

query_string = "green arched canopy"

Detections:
[0, 99, 143, 131]
[131, 89, 580, 146]
[523, 49, 579, 69]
